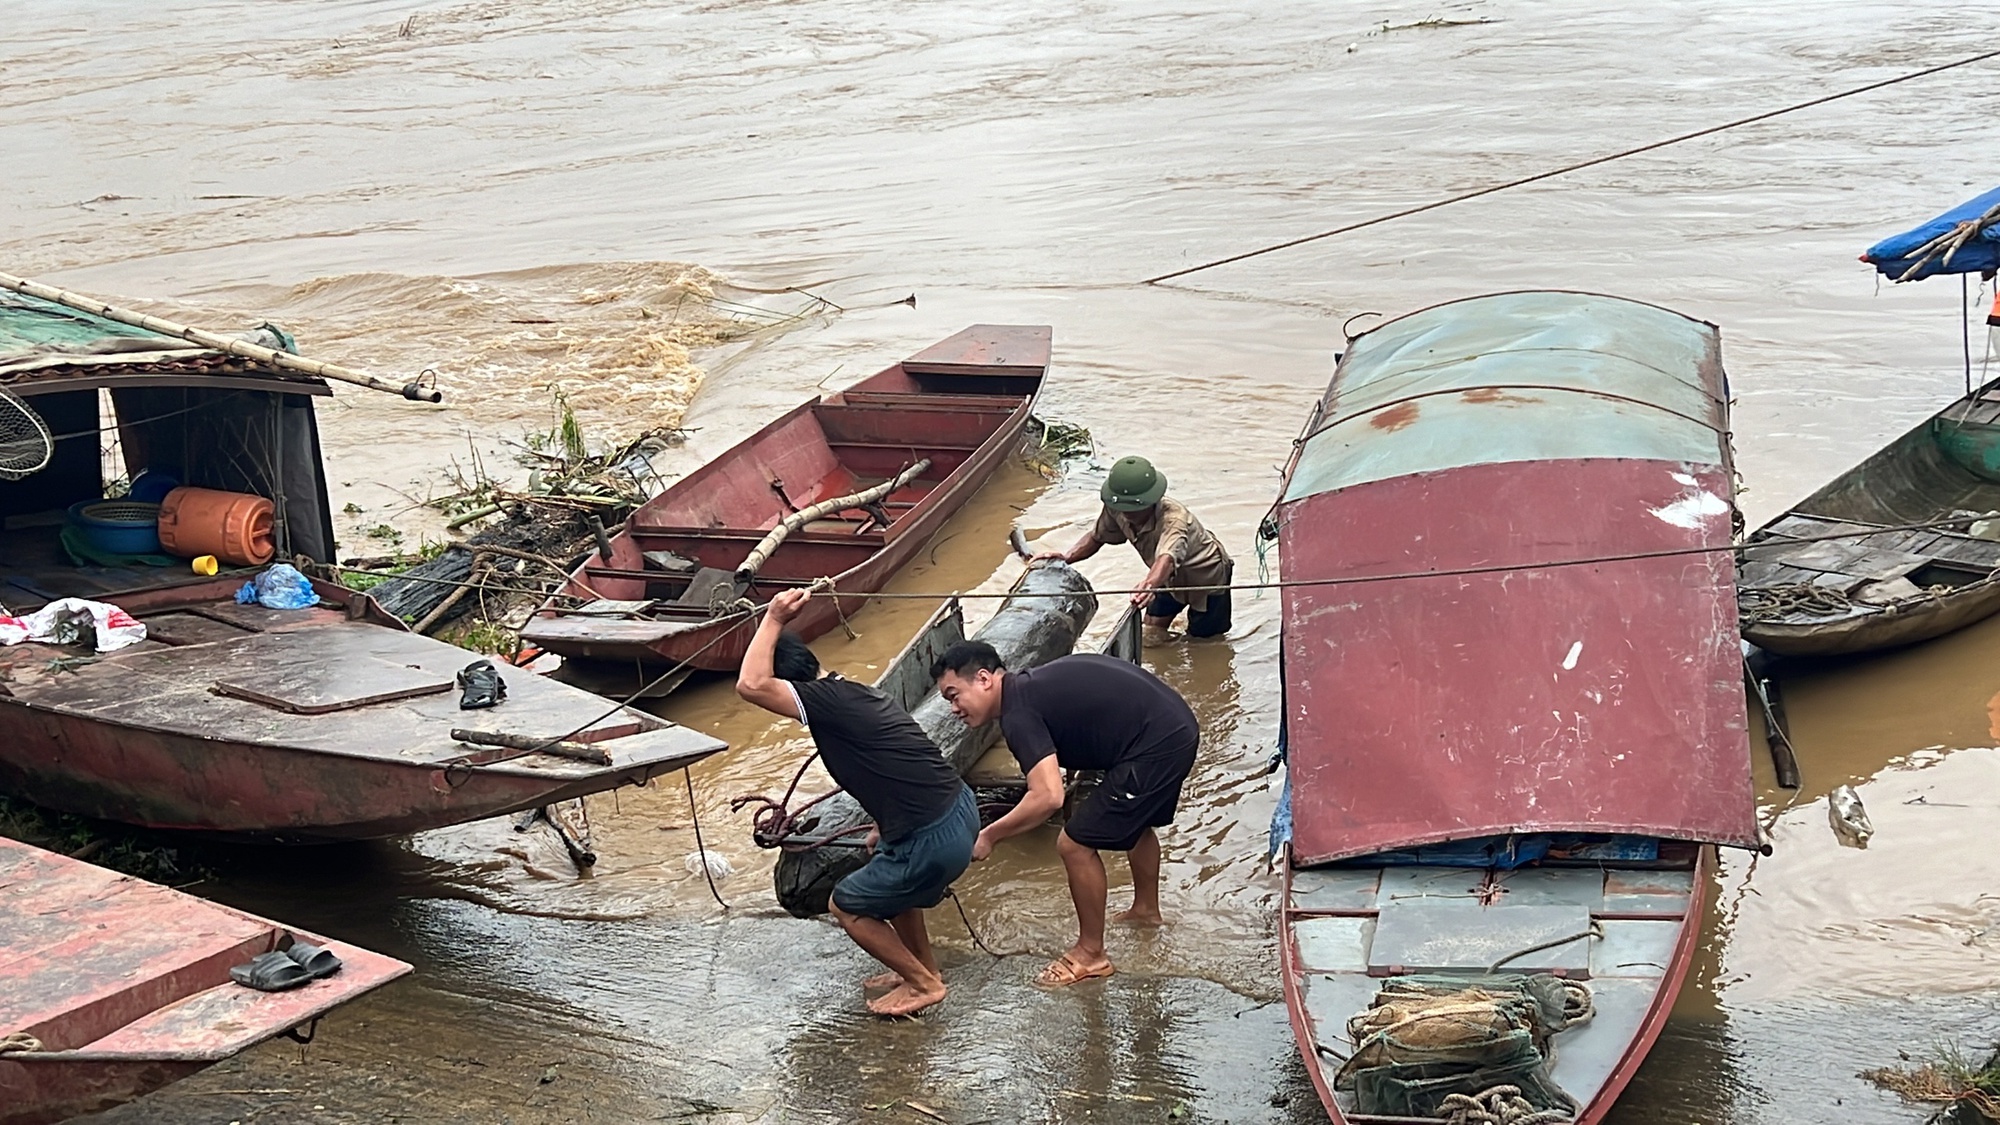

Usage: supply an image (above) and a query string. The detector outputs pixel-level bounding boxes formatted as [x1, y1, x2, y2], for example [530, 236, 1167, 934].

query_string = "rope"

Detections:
[684, 766, 729, 910]
[1737, 581, 1861, 623]
[1486, 920, 1602, 974]
[1141, 46, 2000, 285]
[1439, 1085, 1575, 1125]
[944, 888, 1032, 958]
[0, 1033, 42, 1055]
[834, 511, 2000, 603]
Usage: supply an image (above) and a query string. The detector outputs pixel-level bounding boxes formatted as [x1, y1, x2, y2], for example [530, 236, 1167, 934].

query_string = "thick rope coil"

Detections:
[1439, 1085, 1575, 1125]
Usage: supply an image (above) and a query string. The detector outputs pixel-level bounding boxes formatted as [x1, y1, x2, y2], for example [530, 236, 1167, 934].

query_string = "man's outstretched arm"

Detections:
[972, 756, 1065, 859]
[735, 588, 808, 719]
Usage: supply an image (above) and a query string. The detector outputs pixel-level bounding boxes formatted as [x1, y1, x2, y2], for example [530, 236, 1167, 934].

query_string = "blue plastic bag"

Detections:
[235, 563, 318, 610]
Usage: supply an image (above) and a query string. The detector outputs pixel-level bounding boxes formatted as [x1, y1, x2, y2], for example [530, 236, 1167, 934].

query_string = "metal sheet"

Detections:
[1279, 292, 1754, 864]
[1286, 291, 1724, 501]
[1282, 459, 1755, 862]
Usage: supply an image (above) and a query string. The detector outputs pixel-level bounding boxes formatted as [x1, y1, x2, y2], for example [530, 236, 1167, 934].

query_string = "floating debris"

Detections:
[1829, 784, 1875, 847]
[1023, 416, 1094, 480]
[1864, 1041, 2000, 1123]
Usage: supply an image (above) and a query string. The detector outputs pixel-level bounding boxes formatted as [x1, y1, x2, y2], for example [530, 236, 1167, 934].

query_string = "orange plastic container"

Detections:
[157, 487, 275, 567]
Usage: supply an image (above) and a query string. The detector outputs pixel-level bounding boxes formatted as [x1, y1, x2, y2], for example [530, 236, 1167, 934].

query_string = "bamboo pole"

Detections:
[734, 458, 932, 583]
[0, 270, 443, 402]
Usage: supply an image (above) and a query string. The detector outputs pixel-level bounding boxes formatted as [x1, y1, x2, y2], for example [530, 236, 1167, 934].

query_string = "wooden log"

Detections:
[450, 728, 612, 766]
[771, 562, 1098, 917]
[734, 459, 931, 583]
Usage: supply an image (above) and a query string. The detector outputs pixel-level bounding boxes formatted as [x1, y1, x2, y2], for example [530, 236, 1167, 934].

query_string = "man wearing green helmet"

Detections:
[1034, 455, 1233, 644]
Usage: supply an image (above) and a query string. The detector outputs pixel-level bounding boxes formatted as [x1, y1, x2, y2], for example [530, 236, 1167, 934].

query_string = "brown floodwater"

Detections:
[7, 0, 2000, 1121]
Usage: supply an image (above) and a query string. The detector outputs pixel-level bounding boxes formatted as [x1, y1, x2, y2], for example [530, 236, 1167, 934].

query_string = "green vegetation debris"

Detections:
[1864, 1040, 2000, 1123]
[1024, 416, 1094, 481]
[0, 796, 209, 885]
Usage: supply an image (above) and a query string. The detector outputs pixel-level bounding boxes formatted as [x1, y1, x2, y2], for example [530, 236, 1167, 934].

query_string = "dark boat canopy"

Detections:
[0, 288, 337, 567]
[1863, 185, 2000, 282]
[1278, 291, 1757, 865]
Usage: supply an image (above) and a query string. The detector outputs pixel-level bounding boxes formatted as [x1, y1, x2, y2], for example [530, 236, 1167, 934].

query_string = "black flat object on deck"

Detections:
[229, 949, 313, 992]
[285, 940, 344, 980]
[456, 659, 506, 710]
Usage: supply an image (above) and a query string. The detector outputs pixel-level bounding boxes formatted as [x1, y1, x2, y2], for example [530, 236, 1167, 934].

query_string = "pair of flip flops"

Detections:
[229, 940, 343, 992]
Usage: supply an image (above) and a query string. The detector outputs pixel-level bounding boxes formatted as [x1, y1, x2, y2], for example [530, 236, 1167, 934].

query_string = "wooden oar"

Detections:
[0, 270, 443, 402]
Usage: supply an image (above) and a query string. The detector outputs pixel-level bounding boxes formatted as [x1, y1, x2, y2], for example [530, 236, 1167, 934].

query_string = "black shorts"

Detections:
[1063, 735, 1199, 851]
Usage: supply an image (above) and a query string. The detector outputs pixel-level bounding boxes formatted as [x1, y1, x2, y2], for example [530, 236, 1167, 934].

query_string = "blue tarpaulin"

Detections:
[1863, 185, 2000, 282]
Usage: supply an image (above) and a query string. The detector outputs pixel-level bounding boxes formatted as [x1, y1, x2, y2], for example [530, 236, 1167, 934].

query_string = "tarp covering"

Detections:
[1278, 291, 1757, 865]
[1862, 185, 2000, 282]
[0, 289, 165, 353]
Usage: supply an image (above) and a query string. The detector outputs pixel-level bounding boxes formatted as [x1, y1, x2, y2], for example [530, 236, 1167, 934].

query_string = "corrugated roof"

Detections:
[1284, 291, 1726, 502]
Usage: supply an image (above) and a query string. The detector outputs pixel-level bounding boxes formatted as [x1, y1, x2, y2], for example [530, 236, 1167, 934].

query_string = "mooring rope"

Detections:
[1142, 46, 2000, 284]
[1439, 1085, 1576, 1125]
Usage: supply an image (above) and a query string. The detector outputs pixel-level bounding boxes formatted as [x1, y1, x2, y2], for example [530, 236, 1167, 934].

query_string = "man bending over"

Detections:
[931, 641, 1200, 987]
[738, 588, 978, 1017]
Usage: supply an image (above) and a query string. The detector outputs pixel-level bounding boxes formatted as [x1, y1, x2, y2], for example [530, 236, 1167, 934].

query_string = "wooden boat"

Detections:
[1, 835, 409, 1124]
[1738, 373, 2000, 657]
[0, 286, 724, 839]
[520, 324, 1050, 678]
[1270, 292, 1758, 1124]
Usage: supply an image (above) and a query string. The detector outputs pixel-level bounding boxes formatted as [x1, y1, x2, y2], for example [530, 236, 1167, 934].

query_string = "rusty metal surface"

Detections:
[900, 323, 1052, 376]
[0, 613, 725, 839]
[1279, 292, 1754, 865]
[0, 837, 409, 1125]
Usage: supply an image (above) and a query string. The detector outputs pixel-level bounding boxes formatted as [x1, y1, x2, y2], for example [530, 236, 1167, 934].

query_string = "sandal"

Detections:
[229, 950, 313, 992]
[1034, 954, 1115, 988]
[284, 941, 344, 980]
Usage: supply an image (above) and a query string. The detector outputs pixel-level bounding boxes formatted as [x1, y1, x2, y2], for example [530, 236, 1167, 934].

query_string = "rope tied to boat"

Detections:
[1439, 1085, 1576, 1125]
[0, 1033, 42, 1054]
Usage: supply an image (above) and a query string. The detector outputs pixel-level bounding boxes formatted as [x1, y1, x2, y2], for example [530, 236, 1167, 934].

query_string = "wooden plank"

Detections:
[1761, 540, 1926, 580]
[900, 324, 1051, 376]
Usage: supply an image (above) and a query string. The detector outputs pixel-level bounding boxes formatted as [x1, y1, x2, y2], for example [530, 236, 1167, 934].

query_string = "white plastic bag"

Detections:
[0, 598, 147, 653]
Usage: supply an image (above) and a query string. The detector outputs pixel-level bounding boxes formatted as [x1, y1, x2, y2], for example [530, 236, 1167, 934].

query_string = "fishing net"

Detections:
[1337, 973, 1589, 1122]
[0, 385, 51, 480]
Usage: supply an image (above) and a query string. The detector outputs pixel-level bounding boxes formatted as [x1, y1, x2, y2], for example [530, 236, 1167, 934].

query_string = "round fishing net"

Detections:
[0, 385, 52, 480]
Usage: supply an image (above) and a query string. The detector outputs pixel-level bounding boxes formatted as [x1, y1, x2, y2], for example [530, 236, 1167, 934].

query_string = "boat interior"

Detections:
[0, 378, 332, 618]
[545, 360, 1040, 622]
[1740, 389, 2000, 623]
[1286, 837, 1701, 1122]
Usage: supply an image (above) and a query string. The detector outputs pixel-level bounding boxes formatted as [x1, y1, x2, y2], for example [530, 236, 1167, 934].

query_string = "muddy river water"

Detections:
[8, 1, 2000, 1121]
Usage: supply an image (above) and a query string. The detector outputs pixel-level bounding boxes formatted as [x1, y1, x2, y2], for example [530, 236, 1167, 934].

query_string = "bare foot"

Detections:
[1112, 907, 1163, 926]
[862, 970, 903, 991]
[867, 981, 947, 1017]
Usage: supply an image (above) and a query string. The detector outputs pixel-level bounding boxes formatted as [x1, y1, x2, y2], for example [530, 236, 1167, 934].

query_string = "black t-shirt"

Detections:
[789, 675, 961, 842]
[999, 654, 1200, 773]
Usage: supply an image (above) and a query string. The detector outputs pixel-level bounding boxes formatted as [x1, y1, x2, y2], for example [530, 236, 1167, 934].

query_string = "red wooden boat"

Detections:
[1, 836, 409, 1124]
[520, 324, 1050, 678]
[1270, 292, 1758, 1124]
[0, 288, 725, 839]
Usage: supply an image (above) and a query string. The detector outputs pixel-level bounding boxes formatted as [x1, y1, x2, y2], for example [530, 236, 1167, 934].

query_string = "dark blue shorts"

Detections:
[1147, 565, 1233, 638]
[831, 785, 978, 920]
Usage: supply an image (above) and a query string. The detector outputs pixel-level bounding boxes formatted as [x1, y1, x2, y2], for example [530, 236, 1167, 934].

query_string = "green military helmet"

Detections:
[1101, 455, 1168, 511]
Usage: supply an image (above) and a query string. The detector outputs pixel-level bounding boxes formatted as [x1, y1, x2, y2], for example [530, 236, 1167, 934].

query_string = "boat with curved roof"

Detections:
[1270, 291, 1758, 1124]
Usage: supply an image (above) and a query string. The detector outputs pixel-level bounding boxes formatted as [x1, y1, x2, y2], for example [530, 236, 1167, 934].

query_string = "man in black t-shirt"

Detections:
[931, 641, 1199, 988]
[737, 588, 977, 1017]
